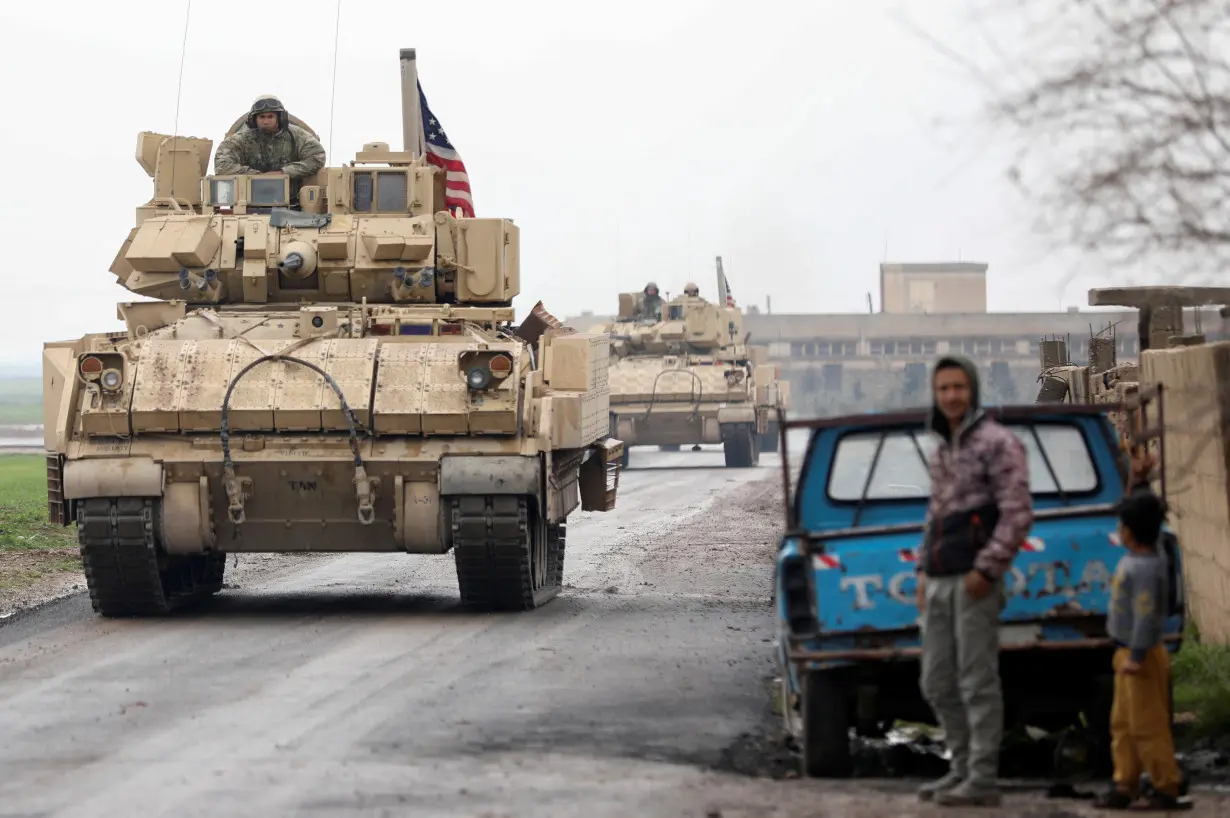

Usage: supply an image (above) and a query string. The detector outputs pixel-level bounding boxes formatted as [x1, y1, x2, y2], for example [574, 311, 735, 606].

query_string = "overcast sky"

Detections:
[0, 0, 1126, 369]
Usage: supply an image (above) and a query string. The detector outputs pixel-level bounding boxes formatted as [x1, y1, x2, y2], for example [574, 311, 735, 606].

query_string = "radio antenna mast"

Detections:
[168, 0, 193, 201]
[328, 0, 343, 158]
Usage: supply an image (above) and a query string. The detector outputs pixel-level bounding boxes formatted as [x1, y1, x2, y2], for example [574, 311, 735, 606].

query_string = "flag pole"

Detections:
[715, 255, 728, 306]
[399, 48, 424, 157]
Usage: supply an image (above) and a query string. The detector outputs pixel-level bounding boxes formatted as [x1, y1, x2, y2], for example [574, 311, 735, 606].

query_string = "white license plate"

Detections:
[999, 624, 1042, 646]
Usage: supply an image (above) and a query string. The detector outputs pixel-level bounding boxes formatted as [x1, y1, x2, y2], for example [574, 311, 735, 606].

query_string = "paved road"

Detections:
[0, 443, 790, 817]
[2, 437, 1226, 817]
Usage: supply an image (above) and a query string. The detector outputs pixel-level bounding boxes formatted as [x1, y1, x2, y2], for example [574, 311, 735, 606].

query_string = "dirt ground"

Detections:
[0, 548, 335, 621]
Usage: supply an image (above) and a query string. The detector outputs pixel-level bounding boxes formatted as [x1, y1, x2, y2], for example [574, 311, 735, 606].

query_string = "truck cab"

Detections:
[772, 395, 1185, 777]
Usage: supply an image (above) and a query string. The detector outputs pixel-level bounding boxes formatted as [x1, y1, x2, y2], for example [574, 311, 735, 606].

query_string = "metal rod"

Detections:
[795, 502, 1119, 543]
[1157, 383, 1168, 503]
[399, 48, 424, 157]
[1028, 424, 1068, 505]
[780, 402, 1127, 433]
[851, 430, 888, 528]
[777, 405, 794, 531]
[788, 633, 1181, 664]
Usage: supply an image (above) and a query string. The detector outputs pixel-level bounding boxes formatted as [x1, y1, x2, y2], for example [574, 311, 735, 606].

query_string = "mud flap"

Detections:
[580, 438, 624, 512]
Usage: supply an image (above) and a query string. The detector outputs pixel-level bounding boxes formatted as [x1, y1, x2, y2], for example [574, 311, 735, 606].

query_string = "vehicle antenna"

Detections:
[328, 0, 343, 159]
[169, 0, 193, 201]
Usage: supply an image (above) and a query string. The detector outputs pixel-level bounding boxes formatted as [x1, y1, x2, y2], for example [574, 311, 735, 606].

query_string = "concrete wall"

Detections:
[880, 263, 988, 314]
[1141, 342, 1230, 645]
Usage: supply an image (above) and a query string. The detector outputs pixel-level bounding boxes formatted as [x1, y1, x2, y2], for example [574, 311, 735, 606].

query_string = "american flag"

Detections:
[723, 271, 736, 308]
[419, 80, 475, 218]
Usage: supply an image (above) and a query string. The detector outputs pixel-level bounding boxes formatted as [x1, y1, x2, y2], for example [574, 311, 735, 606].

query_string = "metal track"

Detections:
[450, 496, 565, 611]
[78, 498, 225, 617]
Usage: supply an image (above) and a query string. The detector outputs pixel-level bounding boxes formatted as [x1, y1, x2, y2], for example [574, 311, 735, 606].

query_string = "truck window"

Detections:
[825, 422, 1099, 502]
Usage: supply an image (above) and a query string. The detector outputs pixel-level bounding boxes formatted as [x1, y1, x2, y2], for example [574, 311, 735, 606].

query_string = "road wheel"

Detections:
[452, 496, 562, 611]
[801, 669, 852, 777]
[79, 497, 225, 617]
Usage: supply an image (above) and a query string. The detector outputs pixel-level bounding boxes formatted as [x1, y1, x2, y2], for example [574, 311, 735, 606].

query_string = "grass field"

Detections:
[0, 377, 42, 425]
[0, 454, 78, 598]
[1174, 626, 1230, 739]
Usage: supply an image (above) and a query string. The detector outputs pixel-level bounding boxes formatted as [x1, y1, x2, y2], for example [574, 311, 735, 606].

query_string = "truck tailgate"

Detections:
[811, 515, 1119, 634]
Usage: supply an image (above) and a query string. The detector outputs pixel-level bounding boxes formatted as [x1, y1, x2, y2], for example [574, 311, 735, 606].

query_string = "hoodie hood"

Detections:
[926, 353, 984, 441]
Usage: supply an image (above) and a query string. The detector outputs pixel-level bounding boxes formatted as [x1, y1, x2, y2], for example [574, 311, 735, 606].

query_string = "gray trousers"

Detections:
[919, 574, 1004, 788]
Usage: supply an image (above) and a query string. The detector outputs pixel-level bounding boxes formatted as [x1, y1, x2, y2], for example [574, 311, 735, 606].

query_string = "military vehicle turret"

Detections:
[41, 48, 623, 616]
[592, 258, 782, 468]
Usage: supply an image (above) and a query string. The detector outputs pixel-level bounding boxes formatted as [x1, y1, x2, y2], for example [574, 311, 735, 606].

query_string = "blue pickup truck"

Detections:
[772, 400, 1186, 777]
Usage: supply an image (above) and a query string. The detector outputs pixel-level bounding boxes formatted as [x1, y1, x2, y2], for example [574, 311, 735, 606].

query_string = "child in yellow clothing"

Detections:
[1094, 486, 1191, 811]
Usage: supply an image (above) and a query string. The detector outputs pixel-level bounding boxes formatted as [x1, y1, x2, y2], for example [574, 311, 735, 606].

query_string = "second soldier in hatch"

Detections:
[638, 282, 664, 321]
[214, 95, 326, 203]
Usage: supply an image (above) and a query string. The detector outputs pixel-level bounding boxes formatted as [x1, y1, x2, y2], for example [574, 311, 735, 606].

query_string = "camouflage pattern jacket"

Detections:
[213, 124, 326, 179]
[638, 294, 663, 320]
[917, 410, 1034, 581]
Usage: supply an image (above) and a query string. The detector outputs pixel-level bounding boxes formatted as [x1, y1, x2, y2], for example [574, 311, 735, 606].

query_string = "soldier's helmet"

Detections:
[644, 281, 659, 295]
[246, 94, 289, 131]
[683, 282, 699, 296]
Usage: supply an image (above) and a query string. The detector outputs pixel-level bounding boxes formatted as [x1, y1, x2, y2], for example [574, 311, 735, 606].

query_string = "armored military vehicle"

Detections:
[41, 48, 623, 616]
[593, 262, 782, 468]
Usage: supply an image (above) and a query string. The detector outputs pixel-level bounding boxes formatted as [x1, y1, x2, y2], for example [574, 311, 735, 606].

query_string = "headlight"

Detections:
[466, 366, 492, 391]
[100, 369, 122, 391]
[210, 178, 236, 206]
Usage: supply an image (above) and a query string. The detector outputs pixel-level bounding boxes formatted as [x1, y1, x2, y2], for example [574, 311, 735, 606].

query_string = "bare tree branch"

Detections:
[969, 0, 1230, 273]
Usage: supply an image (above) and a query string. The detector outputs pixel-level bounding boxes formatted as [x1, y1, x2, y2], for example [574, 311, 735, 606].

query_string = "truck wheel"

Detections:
[801, 669, 851, 777]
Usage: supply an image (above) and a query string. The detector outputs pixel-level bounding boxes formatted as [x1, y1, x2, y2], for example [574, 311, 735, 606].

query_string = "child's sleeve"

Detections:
[1127, 561, 1165, 663]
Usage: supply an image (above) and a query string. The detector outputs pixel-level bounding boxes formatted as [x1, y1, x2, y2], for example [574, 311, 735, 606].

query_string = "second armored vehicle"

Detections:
[593, 262, 782, 468]
[41, 48, 623, 616]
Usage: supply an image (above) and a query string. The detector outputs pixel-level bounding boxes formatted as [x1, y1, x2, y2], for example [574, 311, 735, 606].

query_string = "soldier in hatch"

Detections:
[683, 282, 701, 298]
[638, 282, 664, 320]
[214, 95, 326, 202]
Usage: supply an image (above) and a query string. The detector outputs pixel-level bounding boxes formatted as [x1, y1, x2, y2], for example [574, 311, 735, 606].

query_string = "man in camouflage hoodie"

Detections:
[914, 354, 1033, 807]
[214, 95, 326, 202]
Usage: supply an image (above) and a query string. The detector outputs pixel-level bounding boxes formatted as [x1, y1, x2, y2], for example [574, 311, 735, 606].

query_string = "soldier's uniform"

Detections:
[214, 95, 326, 201]
[638, 282, 663, 321]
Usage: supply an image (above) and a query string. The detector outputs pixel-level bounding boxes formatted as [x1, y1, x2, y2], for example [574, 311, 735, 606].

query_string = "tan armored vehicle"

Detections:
[41, 48, 623, 616]
[1037, 287, 1230, 440]
[593, 261, 783, 468]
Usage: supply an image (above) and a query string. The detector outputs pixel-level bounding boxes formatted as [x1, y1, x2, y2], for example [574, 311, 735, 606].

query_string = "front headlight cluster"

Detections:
[459, 350, 514, 392]
[78, 352, 125, 393]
